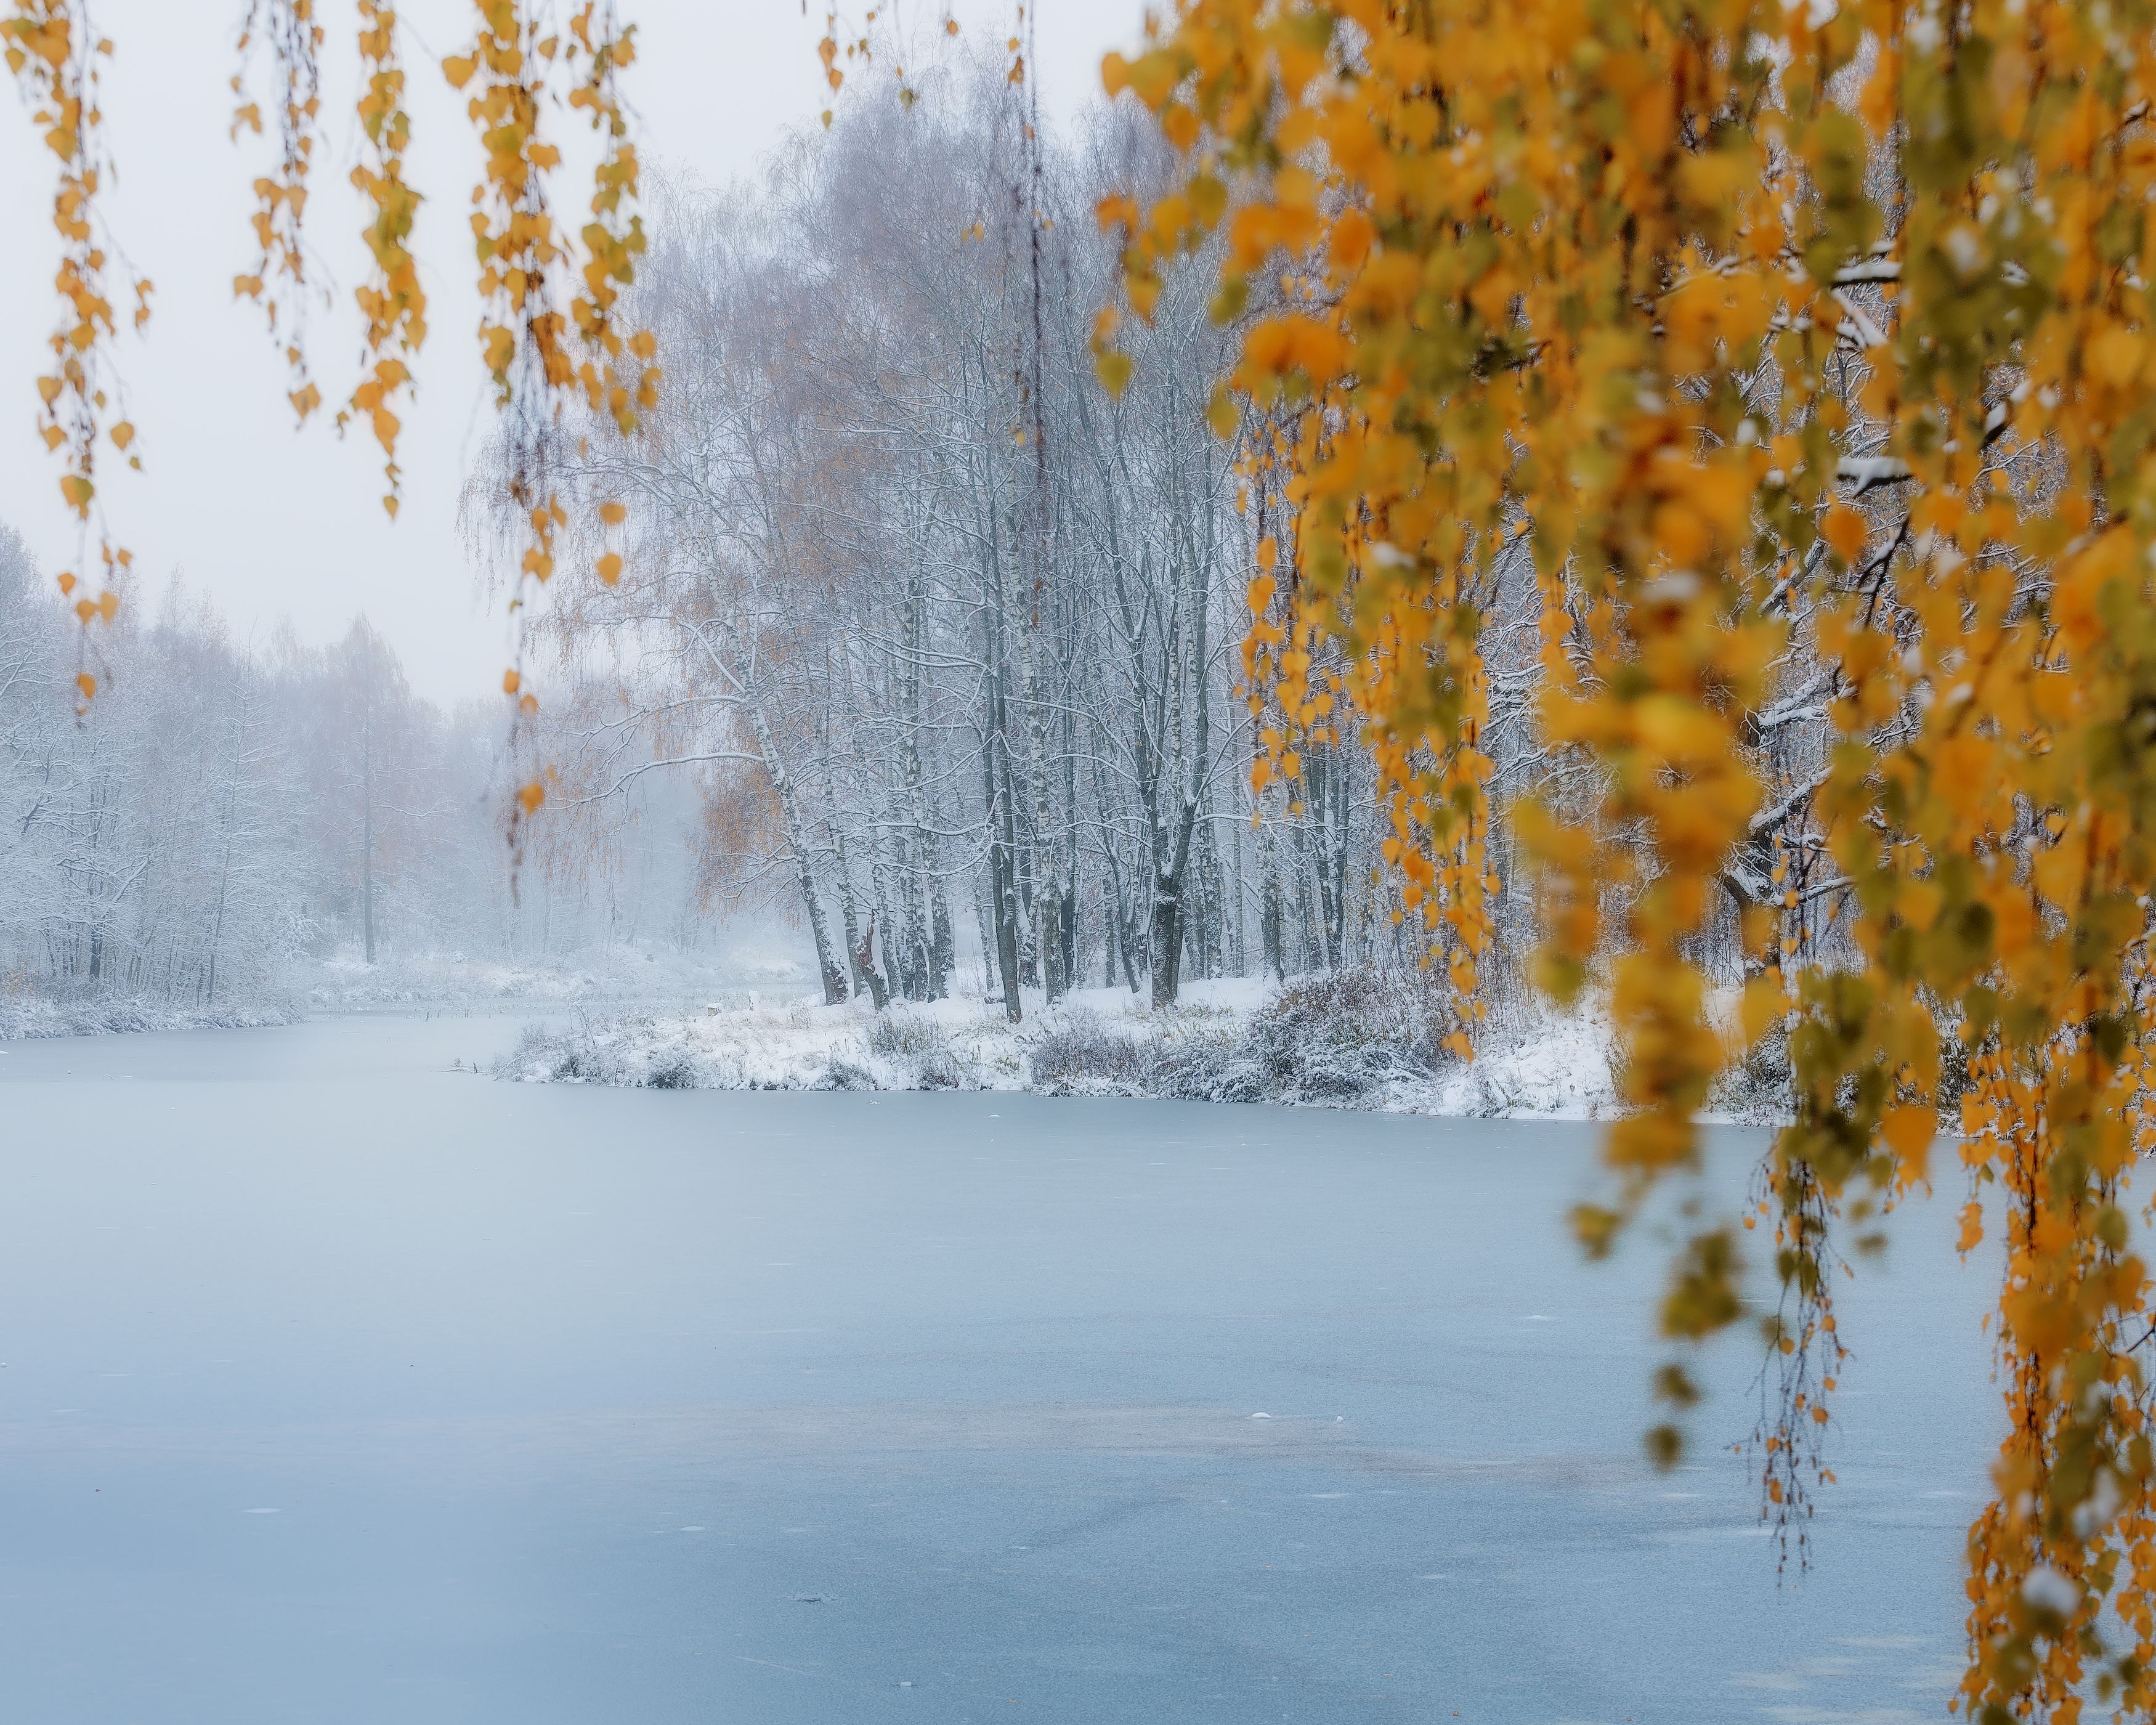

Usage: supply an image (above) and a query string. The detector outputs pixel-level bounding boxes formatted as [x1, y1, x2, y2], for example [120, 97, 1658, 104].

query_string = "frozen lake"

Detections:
[0, 1013, 1990, 1723]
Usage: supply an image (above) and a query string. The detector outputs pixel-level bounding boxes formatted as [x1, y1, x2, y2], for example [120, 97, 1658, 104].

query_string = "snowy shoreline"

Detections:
[493, 975, 1677, 1122]
[0, 962, 1783, 1127]
[0, 946, 797, 1043]
[0, 995, 304, 1041]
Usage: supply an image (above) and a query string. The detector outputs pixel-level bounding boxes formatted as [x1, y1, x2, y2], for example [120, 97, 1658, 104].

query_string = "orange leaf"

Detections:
[1820, 505, 1867, 564]
[1881, 1105, 1934, 1186]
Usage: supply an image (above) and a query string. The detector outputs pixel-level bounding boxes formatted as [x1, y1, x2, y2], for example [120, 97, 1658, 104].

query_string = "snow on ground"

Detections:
[0, 939, 813, 1042]
[293, 940, 809, 1012]
[496, 972, 1648, 1121]
[0, 993, 302, 1041]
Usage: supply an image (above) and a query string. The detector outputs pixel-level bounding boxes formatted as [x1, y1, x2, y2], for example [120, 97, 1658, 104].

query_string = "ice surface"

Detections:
[0, 1012, 1995, 1723]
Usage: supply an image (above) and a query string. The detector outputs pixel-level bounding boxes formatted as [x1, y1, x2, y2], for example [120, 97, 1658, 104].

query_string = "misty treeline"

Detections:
[0, 524, 705, 1010]
[0, 55, 1838, 1032]
[522, 59, 1507, 1020]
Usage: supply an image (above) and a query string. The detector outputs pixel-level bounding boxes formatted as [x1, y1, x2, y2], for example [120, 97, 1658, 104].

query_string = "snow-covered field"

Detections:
[296, 940, 808, 1012]
[496, 972, 1660, 1121]
[0, 940, 813, 1043]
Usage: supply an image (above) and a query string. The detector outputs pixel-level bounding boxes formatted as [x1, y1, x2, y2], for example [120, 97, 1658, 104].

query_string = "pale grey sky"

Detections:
[0, 1, 1141, 700]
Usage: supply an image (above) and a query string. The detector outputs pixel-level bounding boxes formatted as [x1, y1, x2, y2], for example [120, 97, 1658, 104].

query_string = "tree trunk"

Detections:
[1261, 827, 1287, 981]
[929, 874, 955, 1002]
[745, 693, 848, 1004]
[832, 827, 871, 1000]
[361, 701, 376, 965]
[853, 909, 891, 1010]
[984, 695, 1024, 1025]
[1149, 798, 1199, 1009]
[973, 869, 998, 999]
[206, 695, 245, 1005]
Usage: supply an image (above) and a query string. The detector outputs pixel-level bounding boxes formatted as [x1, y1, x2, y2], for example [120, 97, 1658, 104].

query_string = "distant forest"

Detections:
[0, 523, 707, 1008]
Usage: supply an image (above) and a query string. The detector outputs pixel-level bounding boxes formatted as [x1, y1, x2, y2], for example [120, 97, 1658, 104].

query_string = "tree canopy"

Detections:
[1105, 0, 2156, 1713]
[4, 0, 651, 810]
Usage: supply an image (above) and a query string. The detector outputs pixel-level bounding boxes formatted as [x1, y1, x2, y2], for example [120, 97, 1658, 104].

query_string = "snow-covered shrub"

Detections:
[644, 1049, 701, 1089]
[817, 1058, 878, 1090]
[1027, 970, 1451, 1105]
[863, 1007, 971, 1087]
[1029, 1009, 1159, 1094]
[503, 1015, 617, 1083]
[0, 987, 300, 1041]
[500, 1012, 706, 1087]
[1149, 1031, 1264, 1102]
[1231, 965, 1449, 1102]
[914, 1048, 964, 1089]
[867, 1007, 949, 1058]
[1705, 1019, 1791, 1123]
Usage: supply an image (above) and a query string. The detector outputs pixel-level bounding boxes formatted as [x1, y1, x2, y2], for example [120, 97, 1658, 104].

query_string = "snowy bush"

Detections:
[1028, 1009, 1162, 1095]
[1704, 1020, 1793, 1124]
[500, 1013, 707, 1087]
[867, 1008, 949, 1058]
[1234, 967, 1449, 1101]
[1027, 969, 1452, 1105]
[644, 1049, 702, 1090]
[817, 1058, 880, 1090]
[862, 1008, 971, 1088]
[0, 986, 300, 1042]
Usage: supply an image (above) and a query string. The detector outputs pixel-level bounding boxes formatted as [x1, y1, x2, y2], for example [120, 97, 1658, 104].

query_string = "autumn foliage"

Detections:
[5, 0, 652, 816]
[1106, 0, 2156, 1713]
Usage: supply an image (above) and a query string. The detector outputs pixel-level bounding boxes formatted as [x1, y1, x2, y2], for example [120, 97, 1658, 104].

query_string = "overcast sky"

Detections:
[0, 1, 1142, 702]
